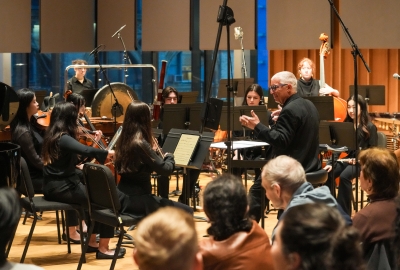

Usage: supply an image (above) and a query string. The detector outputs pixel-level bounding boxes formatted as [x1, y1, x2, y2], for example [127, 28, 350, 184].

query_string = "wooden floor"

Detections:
[9, 168, 366, 269]
[7, 170, 279, 270]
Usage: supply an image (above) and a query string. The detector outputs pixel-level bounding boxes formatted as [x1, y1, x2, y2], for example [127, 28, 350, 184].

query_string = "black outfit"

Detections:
[11, 123, 44, 193]
[325, 122, 377, 215]
[117, 141, 192, 216]
[297, 78, 320, 97]
[249, 93, 321, 221]
[43, 134, 113, 237]
[66, 76, 94, 95]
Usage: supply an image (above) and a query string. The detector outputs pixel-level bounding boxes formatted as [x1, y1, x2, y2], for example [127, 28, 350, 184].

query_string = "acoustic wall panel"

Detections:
[267, 0, 330, 50]
[97, 0, 135, 51]
[341, 0, 400, 49]
[40, 0, 95, 53]
[142, 0, 190, 51]
[0, 0, 31, 53]
[200, 0, 256, 50]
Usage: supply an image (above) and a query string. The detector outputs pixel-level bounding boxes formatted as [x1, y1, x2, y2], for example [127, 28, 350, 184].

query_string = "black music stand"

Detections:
[163, 129, 213, 217]
[267, 91, 280, 110]
[219, 105, 271, 132]
[320, 122, 356, 197]
[179, 91, 199, 104]
[162, 103, 204, 135]
[304, 96, 335, 121]
[79, 89, 98, 107]
[349, 85, 385, 105]
[218, 78, 255, 98]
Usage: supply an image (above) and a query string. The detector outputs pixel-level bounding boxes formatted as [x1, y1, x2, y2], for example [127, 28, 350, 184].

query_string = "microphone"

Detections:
[111, 25, 126, 38]
[393, 73, 400, 79]
[89, 44, 103, 56]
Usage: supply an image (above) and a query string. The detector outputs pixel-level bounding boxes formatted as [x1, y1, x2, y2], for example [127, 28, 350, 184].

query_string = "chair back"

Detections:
[377, 131, 387, 148]
[83, 163, 121, 215]
[305, 169, 328, 186]
[19, 157, 35, 200]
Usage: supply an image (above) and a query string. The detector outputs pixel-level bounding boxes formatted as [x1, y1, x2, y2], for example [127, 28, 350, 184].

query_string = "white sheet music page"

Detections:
[174, 134, 199, 166]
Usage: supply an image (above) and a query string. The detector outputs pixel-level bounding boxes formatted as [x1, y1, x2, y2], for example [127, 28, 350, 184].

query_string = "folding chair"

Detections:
[10, 157, 84, 263]
[78, 163, 142, 270]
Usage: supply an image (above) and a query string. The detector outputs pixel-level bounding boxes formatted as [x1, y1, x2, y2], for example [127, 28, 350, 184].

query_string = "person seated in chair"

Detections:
[271, 203, 364, 270]
[66, 59, 94, 95]
[0, 187, 43, 269]
[133, 207, 202, 270]
[353, 148, 399, 268]
[10, 88, 45, 194]
[261, 155, 351, 240]
[199, 174, 274, 270]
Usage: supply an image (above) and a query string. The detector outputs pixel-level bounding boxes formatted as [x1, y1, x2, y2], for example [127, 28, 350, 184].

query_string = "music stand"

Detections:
[162, 103, 204, 135]
[267, 91, 280, 110]
[349, 85, 385, 105]
[217, 78, 254, 98]
[79, 89, 99, 107]
[219, 105, 271, 132]
[163, 128, 214, 215]
[179, 91, 199, 104]
[304, 96, 335, 121]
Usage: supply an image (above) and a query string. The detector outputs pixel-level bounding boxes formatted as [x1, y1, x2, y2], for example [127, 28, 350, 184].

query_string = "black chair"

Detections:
[10, 157, 84, 263]
[305, 169, 328, 187]
[78, 163, 142, 270]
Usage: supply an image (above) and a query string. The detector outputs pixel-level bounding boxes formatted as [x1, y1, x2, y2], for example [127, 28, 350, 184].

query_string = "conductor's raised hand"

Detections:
[239, 110, 260, 130]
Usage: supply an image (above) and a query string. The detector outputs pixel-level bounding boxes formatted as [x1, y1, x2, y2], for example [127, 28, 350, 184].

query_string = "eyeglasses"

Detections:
[269, 84, 288, 92]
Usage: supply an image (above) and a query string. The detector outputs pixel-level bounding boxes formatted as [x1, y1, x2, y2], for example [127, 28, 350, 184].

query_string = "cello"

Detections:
[319, 33, 347, 122]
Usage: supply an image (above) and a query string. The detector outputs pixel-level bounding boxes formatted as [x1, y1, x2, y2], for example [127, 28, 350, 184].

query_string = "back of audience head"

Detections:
[0, 188, 21, 264]
[261, 155, 306, 209]
[358, 148, 399, 201]
[272, 203, 365, 270]
[395, 196, 400, 268]
[133, 207, 202, 270]
[203, 173, 252, 241]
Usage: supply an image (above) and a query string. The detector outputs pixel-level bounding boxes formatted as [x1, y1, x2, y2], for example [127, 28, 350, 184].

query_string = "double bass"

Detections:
[319, 33, 347, 122]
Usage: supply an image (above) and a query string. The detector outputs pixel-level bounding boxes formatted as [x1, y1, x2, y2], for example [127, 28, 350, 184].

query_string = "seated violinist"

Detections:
[42, 102, 125, 259]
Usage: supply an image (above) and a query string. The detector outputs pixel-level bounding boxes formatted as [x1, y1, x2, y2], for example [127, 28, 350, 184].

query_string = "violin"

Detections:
[34, 109, 51, 130]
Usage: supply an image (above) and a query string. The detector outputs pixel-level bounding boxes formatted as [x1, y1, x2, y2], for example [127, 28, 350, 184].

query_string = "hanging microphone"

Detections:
[111, 25, 126, 38]
[393, 73, 400, 80]
[89, 44, 103, 56]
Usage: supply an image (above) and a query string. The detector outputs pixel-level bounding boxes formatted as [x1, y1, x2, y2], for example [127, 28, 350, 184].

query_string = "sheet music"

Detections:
[174, 134, 199, 166]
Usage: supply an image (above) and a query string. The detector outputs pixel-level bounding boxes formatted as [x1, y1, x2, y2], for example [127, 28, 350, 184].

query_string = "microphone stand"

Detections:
[92, 50, 123, 135]
[238, 30, 247, 96]
[201, 0, 235, 173]
[327, 0, 370, 212]
[117, 31, 132, 84]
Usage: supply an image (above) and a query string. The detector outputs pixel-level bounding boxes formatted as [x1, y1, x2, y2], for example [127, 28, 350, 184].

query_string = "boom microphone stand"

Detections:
[327, 0, 370, 212]
[201, 0, 236, 173]
[111, 25, 132, 84]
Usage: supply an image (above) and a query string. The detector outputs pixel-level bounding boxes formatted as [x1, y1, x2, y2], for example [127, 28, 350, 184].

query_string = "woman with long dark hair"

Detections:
[323, 95, 377, 215]
[10, 88, 44, 193]
[115, 100, 192, 216]
[42, 102, 124, 259]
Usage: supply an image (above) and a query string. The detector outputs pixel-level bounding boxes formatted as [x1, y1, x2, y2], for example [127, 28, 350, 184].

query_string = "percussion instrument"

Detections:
[0, 82, 19, 130]
[91, 83, 139, 123]
[0, 142, 20, 188]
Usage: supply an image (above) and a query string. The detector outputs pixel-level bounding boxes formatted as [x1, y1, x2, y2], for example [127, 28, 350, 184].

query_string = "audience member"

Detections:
[271, 203, 364, 270]
[133, 207, 202, 270]
[261, 155, 351, 239]
[0, 187, 43, 269]
[199, 174, 274, 270]
[353, 148, 399, 268]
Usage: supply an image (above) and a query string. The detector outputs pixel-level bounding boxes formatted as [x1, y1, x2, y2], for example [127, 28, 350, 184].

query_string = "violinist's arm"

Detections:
[59, 135, 108, 164]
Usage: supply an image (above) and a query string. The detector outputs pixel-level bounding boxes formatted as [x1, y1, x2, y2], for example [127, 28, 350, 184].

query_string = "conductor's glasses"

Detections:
[269, 84, 288, 93]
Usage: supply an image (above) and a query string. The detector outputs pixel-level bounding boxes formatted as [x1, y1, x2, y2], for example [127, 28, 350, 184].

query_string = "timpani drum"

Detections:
[91, 83, 139, 122]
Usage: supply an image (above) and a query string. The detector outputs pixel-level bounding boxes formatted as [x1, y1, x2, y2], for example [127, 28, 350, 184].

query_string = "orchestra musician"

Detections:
[156, 86, 201, 205]
[232, 84, 269, 181]
[10, 88, 45, 194]
[114, 100, 193, 217]
[41, 102, 125, 259]
[323, 95, 377, 216]
[297, 57, 339, 97]
[66, 59, 94, 95]
[239, 71, 320, 222]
